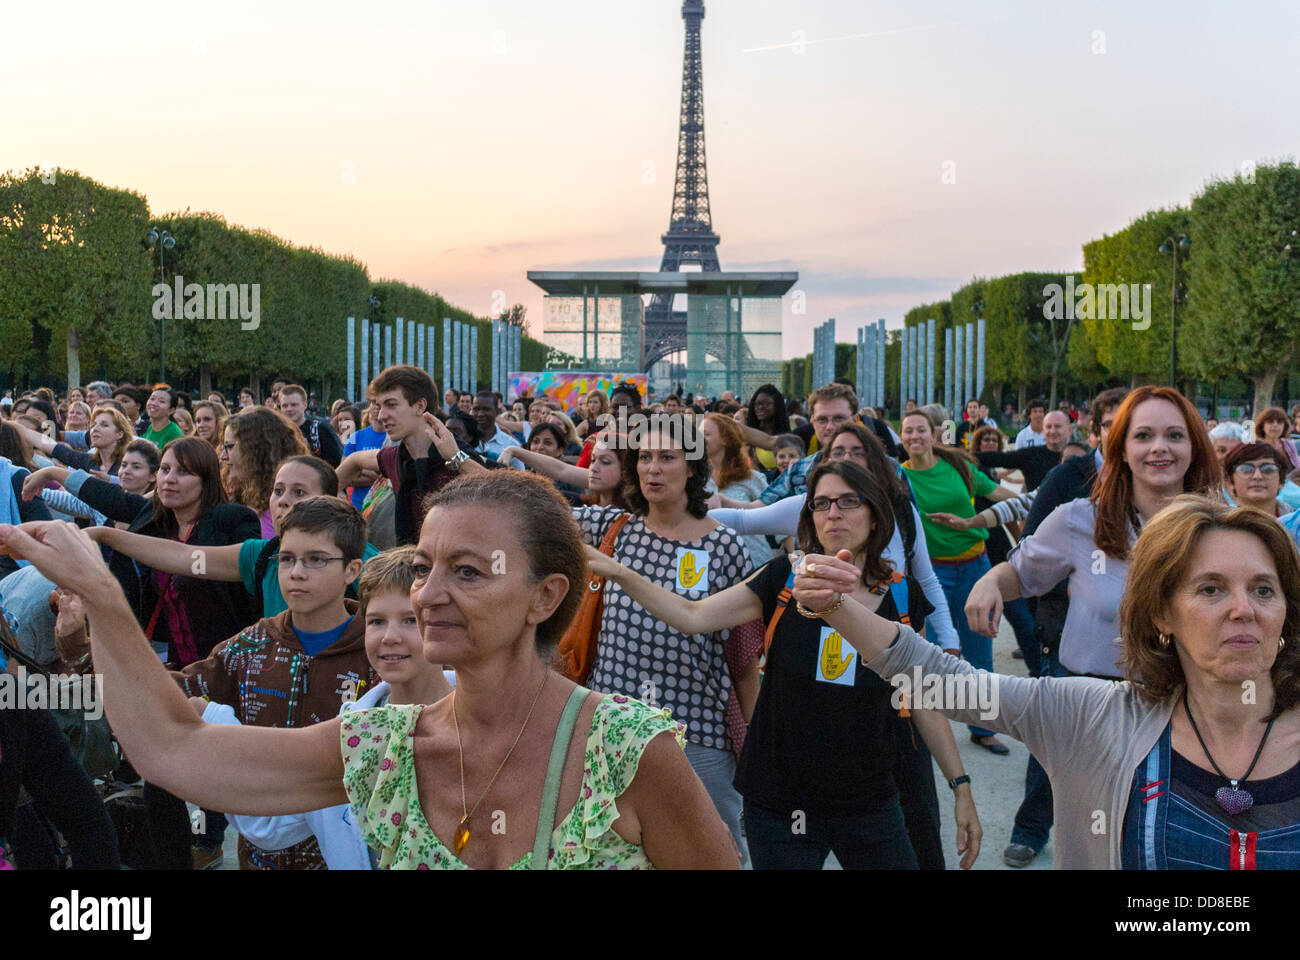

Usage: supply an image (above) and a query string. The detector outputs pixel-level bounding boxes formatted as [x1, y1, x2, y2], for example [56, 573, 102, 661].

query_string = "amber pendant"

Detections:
[453, 816, 471, 855]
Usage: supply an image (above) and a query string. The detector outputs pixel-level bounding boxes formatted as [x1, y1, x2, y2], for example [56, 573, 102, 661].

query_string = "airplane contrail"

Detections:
[743, 22, 963, 54]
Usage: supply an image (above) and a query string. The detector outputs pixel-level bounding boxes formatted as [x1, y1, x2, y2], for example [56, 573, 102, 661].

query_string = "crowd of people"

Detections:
[0, 370, 1297, 872]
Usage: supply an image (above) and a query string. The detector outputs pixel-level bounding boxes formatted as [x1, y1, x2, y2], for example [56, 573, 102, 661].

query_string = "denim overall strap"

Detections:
[1121, 723, 1171, 870]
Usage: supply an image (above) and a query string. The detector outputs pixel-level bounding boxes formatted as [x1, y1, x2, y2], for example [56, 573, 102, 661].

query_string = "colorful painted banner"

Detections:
[507, 371, 647, 408]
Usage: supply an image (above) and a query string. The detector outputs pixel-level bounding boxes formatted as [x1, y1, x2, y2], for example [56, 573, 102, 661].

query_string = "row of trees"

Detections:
[782, 161, 1300, 414]
[0, 167, 563, 397]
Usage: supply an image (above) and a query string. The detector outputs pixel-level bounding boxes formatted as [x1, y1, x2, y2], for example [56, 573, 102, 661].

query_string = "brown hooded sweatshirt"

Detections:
[174, 600, 379, 728]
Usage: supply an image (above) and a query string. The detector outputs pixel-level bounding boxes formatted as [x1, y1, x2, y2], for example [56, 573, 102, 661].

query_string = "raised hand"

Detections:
[964, 578, 1003, 638]
[926, 512, 971, 531]
[21, 466, 65, 501]
[0, 521, 116, 596]
[791, 549, 857, 610]
[423, 412, 460, 461]
[583, 543, 620, 580]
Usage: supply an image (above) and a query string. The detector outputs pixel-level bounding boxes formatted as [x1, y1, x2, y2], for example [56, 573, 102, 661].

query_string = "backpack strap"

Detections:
[887, 570, 910, 626]
[252, 537, 279, 616]
[886, 571, 913, 717]
[759, 569, 797, 674]
[531, 686, 588, 870]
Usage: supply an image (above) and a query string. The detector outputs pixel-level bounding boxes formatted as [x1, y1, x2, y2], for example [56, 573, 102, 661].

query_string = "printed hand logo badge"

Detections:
[820, 631, 855, 680]
[678, 552, 704, 588]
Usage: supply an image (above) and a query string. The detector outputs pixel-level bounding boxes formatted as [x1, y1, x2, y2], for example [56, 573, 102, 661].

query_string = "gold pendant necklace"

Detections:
[450, 671, 549, 856]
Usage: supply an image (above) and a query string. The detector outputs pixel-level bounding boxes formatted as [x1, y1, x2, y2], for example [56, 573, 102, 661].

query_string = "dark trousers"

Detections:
[143, 782, 227, 868]
[1010, 595, 1067, 851]
[744, 798, 920, 870]
[892, 713, 945, 870]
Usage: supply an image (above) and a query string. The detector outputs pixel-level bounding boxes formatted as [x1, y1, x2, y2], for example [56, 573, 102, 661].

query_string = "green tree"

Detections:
[0, 167, 153, 386]
[1080, 207, 1191, 386]
[1183, 161, 1300, 412]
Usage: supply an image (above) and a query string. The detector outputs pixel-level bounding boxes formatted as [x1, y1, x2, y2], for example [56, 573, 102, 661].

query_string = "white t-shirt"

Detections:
[1015, 425, 1046, 450]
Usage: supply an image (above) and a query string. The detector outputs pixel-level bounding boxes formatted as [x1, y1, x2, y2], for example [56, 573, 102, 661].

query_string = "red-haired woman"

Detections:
[963, 386, 1220, 864]
[967, 386, 1220, 678]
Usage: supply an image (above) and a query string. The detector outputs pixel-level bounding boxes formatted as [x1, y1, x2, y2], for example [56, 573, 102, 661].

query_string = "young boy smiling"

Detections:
[174, 496, 379, 869]
[200, 546, 453, 869]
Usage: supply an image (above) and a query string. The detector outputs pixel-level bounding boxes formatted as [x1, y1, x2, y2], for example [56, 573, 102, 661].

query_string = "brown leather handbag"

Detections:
[552, 513, 630, 683]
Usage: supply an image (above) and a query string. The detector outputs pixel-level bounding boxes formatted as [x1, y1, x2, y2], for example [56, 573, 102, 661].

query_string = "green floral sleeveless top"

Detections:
[340, 694, 685, 870]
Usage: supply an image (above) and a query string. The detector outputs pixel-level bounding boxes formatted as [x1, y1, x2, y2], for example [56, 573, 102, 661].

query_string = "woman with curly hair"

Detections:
[220, 406, 308, 537]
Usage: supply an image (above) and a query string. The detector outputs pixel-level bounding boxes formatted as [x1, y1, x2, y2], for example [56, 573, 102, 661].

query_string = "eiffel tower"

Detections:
[644, 0, 720, 368]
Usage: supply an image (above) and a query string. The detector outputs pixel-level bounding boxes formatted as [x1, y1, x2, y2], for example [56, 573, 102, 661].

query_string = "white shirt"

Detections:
[1015, 425, 1046, 450]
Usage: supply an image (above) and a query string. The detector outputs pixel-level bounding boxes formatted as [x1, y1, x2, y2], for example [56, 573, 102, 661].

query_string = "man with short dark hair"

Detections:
[278, 384, 343, 467]
[1014, 399, 1048, 449]
[337, 366, 484, 545]
[470, 391, 518, 462]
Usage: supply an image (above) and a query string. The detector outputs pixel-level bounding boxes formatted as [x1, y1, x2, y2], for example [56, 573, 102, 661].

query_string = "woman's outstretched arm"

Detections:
[0, 520, 346, 816]
[585, 545, 763, 635]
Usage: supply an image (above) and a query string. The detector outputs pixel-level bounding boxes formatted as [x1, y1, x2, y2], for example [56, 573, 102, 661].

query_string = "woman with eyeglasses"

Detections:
[1223, 443, 1290, 517]
[586, 460, 981, 869]
[707, 422, 961, 654]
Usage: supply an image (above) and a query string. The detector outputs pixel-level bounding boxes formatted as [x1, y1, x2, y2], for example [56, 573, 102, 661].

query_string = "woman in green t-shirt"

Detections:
[142, 387, 185, 449]
[899, 409, 1018, 754]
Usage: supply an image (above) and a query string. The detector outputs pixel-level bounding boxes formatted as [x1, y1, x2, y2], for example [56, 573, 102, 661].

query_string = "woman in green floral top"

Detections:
[3, 471, 740, 871]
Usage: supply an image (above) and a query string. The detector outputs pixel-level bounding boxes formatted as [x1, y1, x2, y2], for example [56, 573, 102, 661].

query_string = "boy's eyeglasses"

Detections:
[271, 554, 347, 570]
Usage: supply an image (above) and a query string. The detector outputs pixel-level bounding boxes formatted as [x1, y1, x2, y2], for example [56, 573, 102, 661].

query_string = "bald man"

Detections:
[975, 410, 1072, 492]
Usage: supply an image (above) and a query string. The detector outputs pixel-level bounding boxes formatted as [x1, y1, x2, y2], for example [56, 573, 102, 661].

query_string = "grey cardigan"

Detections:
[865, 626, 1178, 869]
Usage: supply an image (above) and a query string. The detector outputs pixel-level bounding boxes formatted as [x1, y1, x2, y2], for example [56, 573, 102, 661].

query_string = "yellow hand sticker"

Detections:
[679, 551, 704, 589]
[675, 548, 708, 591]
[819, 630, 856, 681]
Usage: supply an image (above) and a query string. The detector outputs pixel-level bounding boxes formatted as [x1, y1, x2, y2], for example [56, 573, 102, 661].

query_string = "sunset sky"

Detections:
[6, 0, 1298, 358]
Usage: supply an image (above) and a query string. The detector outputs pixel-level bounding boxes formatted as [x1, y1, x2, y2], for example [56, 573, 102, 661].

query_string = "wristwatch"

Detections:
[444, 449, 469, 472]
[947, 774, 971, 791]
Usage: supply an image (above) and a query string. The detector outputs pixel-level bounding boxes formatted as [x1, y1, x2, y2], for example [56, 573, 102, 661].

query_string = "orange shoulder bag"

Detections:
[552, 513, 630, 684]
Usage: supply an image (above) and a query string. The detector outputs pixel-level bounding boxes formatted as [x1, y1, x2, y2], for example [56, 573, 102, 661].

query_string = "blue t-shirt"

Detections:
[342, 426, 388, 509]
[292, 615, 353, 656]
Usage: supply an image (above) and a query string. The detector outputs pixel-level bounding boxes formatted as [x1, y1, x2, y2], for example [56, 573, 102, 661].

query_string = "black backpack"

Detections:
[892, 495, 918, 572]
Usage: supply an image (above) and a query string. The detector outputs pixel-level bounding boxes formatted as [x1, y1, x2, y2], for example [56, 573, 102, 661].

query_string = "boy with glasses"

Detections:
[172, 497, 379, 869]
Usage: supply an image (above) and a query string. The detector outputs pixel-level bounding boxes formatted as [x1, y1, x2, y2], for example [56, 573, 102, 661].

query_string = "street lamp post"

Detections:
[1158, 234, 1190, 388]
[144, 227, 176, 381]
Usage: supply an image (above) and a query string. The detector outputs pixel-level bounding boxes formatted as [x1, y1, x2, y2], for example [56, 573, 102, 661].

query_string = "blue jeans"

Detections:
[684, 742, 745, 864]
[927, 552, 994, 737]
[743, 799, 919, 870]
[1004, 597, 1040, 675]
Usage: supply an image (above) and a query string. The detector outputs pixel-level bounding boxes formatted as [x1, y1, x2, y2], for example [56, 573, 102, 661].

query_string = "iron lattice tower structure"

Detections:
[645, 0, 721, 364]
